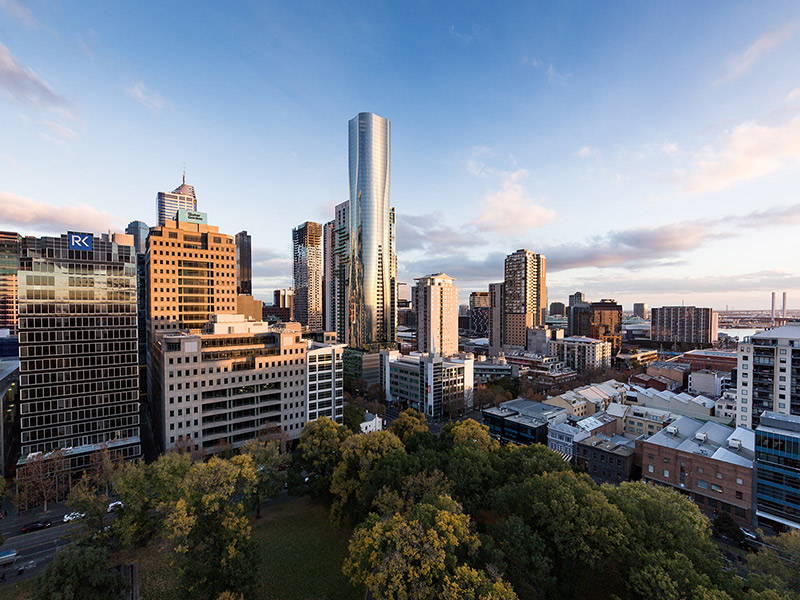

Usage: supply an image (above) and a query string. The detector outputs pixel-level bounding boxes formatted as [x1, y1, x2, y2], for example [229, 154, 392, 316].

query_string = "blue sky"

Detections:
[2, 1, 800, 310]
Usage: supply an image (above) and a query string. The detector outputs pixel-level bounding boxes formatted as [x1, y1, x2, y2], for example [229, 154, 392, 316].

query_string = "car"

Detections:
[106, 501, 124, 513]
[63, 512, 86, 523]
[21, 521, 51, 533]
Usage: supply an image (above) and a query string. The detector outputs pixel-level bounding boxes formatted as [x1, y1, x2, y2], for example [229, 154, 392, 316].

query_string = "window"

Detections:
[698, 467, 704, 474]
[698, 480, 708, 489]
[736, 477, 743, 485]
[735, 491, 743, 500]
[663, 469, 670, 478]
[647, 465, 654, 473]
[716, 472, 722, 479]
[711, 484, 722, 493]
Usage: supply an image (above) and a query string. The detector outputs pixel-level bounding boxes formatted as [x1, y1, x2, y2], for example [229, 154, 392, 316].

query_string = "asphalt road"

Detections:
[0, 513, 73, 584]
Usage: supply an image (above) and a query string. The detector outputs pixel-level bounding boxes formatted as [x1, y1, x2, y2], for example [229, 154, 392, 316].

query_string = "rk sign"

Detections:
[68, 232, 93, 251]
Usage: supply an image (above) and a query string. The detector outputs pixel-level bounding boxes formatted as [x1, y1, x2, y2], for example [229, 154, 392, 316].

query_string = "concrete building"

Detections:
[641, 416, 755, 525]
[413, 273, 458, 357]
[235, 295, 263, 322]
[549, 336, 612, 372]
[322, 220, 335, 332]
[736, 325, 800, 429]
[263, 289, 294, 323]
[292, 221, 323, 331]
[689, 370, 730, 398]
[674, 349, 738, 373]
[629, 386, 718, 421]
[488, 282, 504, 356]
[472, 355, 518, 385]
[503, 249, 546, 348]
[0, 231, 20, 335]
[590, 299, 623, 353]
[526, 326, 564, 355]
[150, 316, 331, 454]
[633, 303, 649, 320]
[17, 233, 141, 474]
[235, 231, 252, 296]
[482, 398, 566, 445]
[569, 291, 585, 306]
[469, 291, 490, 335]
[328, 201, 350, 342]
[549, 301, 566, 317]
[381, 350, 474, 419]
[575, 434, 636, 484]
[651, 306, 718, 346]
[360, 412, 382, 434]
[755, 412, 800, 530]
[306, 340, 345, 425]
[647, 361, 691, 389]
[156, 173, 198, 227]
[615, 346, 658, 369]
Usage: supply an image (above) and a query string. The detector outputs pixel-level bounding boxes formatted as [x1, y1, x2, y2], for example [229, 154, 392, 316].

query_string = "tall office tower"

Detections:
[569, 291, 585, 306]
[235, 231, 252, 296]
[331, 201, 349, 341]
[633, 302, 649, 320]
[503, 249, 546, 348]
[413, 273, 458, 357]
[125, 221, 149, 255]
[146, 210, 237, 338]
[470, 291, 490, 335]
[346, 112, 396, 350]
[651, 306, 718, 346]
[589, 299, 623, 353]
[568, 302, 592, 337]
[323, 220, 334, 331]
[488, 283, 504, 356]
[0, 232, 20, 334]
[292, 222, 323, 331]
[549, 301, 566, 317]
[307, 340, 346, 425]
[755, 412, 800, 530]
[156, 173, 198, 227]
[17, 233, 141, 476]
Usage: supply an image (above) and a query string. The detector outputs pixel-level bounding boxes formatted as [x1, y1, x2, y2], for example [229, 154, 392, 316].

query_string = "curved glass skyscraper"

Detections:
[347, 112, 396, 350]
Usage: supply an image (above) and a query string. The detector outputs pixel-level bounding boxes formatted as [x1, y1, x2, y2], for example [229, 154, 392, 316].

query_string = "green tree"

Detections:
[33, 545, 125, 600]
[14, 449, 67, 512]
[441, 419, 499, 453]
[150, 451, 193, 508]
[496, 443, 571, 484]
[240, 438, 285, 518]
[441, 565, 520, 600]
[296, 416, 351, 495]
[165, 455, 258, 600]
[110, 460, 158, 548]
[343, 402, 366, 433]
[389, 408, 429, 443]
[65, 476, 110, 547]
[746, 530, 800, 599]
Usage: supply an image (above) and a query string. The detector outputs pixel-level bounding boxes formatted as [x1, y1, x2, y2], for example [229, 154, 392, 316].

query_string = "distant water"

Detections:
[719, 328, 762, 340]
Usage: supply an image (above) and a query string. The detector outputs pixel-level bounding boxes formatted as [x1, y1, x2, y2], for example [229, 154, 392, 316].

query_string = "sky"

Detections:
[2, 1, 800, 311]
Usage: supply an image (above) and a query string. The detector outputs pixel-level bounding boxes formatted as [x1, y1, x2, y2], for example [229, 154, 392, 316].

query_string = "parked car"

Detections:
[63, 512, 86, 523]
[106, 501, 124, 513]
[21, 521, 51, 533]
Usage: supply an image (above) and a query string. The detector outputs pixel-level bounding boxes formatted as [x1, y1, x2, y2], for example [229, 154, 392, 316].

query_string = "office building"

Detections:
[263, 289, 294, 323]
[633, 302, 649, 320]
[549, 301, 566, 317]
[146, 210, 237, 337]
[589, 299, 622, 353]
[569, 291, 586, 306]
[346, 112, 397, 351]
[0, 358, 19, 477]
[567, 301, 592, 337]
[151, 315, 325, 454]
[675, 348, 738, 373]
[125, 221, 149, 255]
[16, 233, 141, 475]
[292, 222, 323, 331]
[755, 412, 800, 530]
[323, 221, 335, 331]
[381, 350, 473, 419]
[651, 306, 718, 346]
[156, 173, 198, 227]
[488, 282, 504, 356]
[413, 273, 458, 357]
[503, 249, 546, 348]
[469, 291, 490, 335]
[482, 398, 567, 445]
[549, 336, 612, 372]
[235, 231, 252, 296]
[0, 232, 20, 334]
[306, 340, 345, 425]
[736, 325, 800, 429]
[328, 201, 349, 341]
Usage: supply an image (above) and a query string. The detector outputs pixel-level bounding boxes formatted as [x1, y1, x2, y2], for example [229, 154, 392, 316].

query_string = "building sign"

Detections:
[176, 209, 207, 225]
[68, 232, 93, 251]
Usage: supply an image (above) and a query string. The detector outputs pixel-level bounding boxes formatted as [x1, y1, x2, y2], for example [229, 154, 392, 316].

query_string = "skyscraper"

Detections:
[633, 302, 649, 320]
[413, 273, 458, 357]
[469, 291, 490, 335]
[330, 201, 349, 341]
[323, 220, 335, 332]
[235, 231, 252, 296]
[0, 231, 20, 334]
[503, 249, 546, 348]
[346, 112, 396, 351]
[156, 173, 198, 227]
[293, 221, 323, 331]
[125, 221, 149, 255]
[589, 299, 623, 353]
[488, 282, 504, 356]
[651, 306, 718, 346]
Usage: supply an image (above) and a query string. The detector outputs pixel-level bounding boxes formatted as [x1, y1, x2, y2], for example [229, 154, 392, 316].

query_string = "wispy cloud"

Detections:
[42, 121, 78, 140]
[125, 81, 167, 114]
[520, 56, 541, 68]
[0, 191, 120, 234]
[472, 169, 556, 234]
[0, 42, 66, 108]
[0, 0, 37, 27]
[684, 114, 800, 193]
[397, 212, 486, 254]
[546, 64, 571, 85]
[448, 24, 474, 45]
[576, 145, 596, 159]
[716, 18, 800, 84]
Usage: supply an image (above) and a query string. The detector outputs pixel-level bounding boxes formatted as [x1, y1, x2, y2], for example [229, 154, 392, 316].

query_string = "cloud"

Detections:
[684, 114, 800, 193]
[42, 121, 78, 140]
[400, 252, 507, 287]
[546, 64, 571, 85]
[0, 190, 121, 234]
[125, 81, 167, 114]
[0, 0, 37, 27]
[520, 56, 541, 67]
[576, 145, 596, 159]
[472, 169, 556, 234]
[448, 24, 474, 45]
[466, 145, 493, 177]
[252, 247, 292, 279]
[717, 18, 800, 84]
[0, 42, 66, 108]
[396, 212, 486, 254]
[661, 142, 679, 156]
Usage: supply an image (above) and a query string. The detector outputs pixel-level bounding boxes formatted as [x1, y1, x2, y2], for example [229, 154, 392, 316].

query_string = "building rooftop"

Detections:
[644, 416, 754, 467]
[578, 434, 636, 456]
[757, 411, 800, 434]
[750, 324, 800, 341]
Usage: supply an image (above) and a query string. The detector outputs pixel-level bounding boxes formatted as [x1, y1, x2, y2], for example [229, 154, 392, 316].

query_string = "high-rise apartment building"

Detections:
[549, 336, 612, 372]
[489, 283, 504, 356]
[503, 249, 546, 348]
[589, 299, 622, 354]
[569, 291, 586, 306]
[633, 302, 649, 320]
[346, 112, 397, 350]
[567, 302, 592, 337]
[0, 232, 20, 334]
[125, 221, 149, 255]
[292, 222, 323, 331]
[413, 273, 458, 357]
[235, 231, 252, 296]
[549, 302, 566, 317]
[329, 201, 350, 341]
[156, 174, 198, 227]
[323, 221, 334, 332]
[306, 341, 345, 425]
[17, 233, 141, 474]
[651, 306, 718, 346]
[397, 282, 411, 308]
[470, 291, 490, 335]
[146, 210, 237, 338]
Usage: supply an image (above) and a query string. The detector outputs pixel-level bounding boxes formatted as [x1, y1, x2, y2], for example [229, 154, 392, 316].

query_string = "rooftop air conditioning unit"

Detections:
[728, 438, 742, 450]
[695, 431, 708, 442]
[665, 425, 678, 435]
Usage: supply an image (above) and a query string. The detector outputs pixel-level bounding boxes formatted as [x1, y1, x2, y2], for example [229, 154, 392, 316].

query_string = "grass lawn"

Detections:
[0, 578, 35, 600]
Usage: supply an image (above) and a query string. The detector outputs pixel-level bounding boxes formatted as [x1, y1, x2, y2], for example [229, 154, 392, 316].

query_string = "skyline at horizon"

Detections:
[2, 2, 800, 310]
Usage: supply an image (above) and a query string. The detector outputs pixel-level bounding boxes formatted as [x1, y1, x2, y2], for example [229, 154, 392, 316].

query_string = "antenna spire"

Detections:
[182, 163, 186, 185]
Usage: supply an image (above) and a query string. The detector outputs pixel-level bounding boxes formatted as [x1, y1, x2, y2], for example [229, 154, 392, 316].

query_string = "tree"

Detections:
[389, 408, 429, 443]
[746, 530, 800, 599]
[65, 476, 110, 547]
[343, 495, 515, 600]
[33, 545, 125, 600]
[496, 443, 571, 485]
[150, 452, 193, 508]
[15, 449, 68, 512]
[441, 419, 499, 453]
[342, 403, 366, 434]
[110, 460, 157, 548]
[441, 565, 520, 600]
[296, 416, 351, 494]
[165, 455, 258, 600]
[240, 438, 285, 518]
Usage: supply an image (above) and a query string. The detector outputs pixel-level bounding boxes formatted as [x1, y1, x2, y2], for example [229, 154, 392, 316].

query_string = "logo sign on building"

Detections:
[176, 209, 208, 225]
[68, 232, 93, 251]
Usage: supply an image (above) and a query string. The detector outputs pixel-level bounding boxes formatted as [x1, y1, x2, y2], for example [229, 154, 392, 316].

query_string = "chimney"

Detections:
[771, 292, 776, 325]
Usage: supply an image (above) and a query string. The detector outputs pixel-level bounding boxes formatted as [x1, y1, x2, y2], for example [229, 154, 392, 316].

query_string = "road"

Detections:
[0, 509, 74, 584]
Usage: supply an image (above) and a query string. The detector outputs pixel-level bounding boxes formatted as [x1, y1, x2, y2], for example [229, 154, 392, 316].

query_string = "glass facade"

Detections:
[292, 222, 323, 330]
[17, 234, 141, 472]
[235, 231, 252, 296]
[756, 413, 800, 528]
[0, 231, 20, 334]
[347, 112, 396, 350]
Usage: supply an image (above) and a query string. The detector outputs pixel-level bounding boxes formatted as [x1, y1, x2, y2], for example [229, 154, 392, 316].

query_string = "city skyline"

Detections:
[2, 2, 800, 309]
